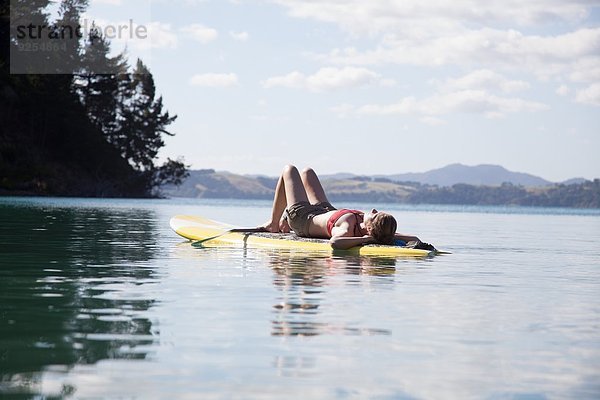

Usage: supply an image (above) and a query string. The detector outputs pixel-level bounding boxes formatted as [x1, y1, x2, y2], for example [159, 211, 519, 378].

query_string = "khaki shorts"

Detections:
[286, 201, 336, 237]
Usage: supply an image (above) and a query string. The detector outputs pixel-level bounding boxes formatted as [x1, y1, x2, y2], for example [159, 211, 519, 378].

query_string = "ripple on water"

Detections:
[1, 198, 599, 399]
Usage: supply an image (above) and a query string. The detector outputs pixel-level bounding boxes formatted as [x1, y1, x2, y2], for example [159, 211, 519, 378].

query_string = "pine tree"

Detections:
[75, 34, 188, 192]
[54, 0, 88, 73]
[75, 28, 129, 142]
[113, 60, 186, 191]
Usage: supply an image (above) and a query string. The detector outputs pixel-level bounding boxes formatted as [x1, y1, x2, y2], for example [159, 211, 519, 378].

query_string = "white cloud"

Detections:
[330, 103, 355, 118]
[568, 56, 600, 83]
[264, 71, 304, 89]
[274, 1, 599, 87]
[272, 0, 592, 35]
[183, 0, 210, 4]
[229, 31, 249, 41]
[336, 90, 547, 120]
[151, 0, 209, 5]
[181, 24, 218, 43]
[250, 114, 289, 122]
[329, 67, 546, 121]
[575, 83, 600, 106]
[263, 67, 393, 92]
[91, 0, 122, 5]
[320, 28, 600, 79]
[146, 22, 178, 49]
[556, 85, 570, 96]
[190, 73, 239, 87]
[440, 69, 529, 93]
[420, 116, 447, 126]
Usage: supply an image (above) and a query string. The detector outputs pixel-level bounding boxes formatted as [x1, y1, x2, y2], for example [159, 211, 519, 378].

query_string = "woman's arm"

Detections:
[328, 220, 374, 249]
[330, 235, 376, 250]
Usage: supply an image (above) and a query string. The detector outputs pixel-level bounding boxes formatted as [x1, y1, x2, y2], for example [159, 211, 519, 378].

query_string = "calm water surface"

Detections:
[0, 197, 599, 399]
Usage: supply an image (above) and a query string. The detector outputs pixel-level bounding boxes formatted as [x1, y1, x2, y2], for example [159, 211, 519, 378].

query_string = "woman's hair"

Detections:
[367, 213, 397, 245]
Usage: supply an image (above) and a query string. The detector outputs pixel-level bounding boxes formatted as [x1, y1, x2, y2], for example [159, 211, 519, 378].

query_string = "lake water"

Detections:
[1, 197, 599, 399]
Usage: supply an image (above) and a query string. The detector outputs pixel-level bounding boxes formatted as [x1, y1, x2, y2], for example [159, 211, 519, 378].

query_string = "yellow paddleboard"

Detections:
[170, 215, 438, 257]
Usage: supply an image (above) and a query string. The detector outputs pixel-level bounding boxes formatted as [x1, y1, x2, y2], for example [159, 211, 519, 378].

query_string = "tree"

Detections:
[75, 28, 129, 141]
[2, 0, 187, 196]
[73, 21, 188, 194]
[114, 60, 171, 170]
[114, 59, 187, 191]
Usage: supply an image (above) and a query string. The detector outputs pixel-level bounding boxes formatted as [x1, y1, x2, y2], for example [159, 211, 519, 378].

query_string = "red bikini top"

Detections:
[327, 209, 363, 236]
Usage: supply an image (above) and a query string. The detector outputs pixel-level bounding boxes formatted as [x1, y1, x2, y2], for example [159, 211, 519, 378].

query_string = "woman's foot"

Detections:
[258, 217, 290, 233]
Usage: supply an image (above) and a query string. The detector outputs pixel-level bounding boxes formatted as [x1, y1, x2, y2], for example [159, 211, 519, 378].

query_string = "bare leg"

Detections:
[301, 167, 330, 205]
[263, 165, 309, 232]
[282, 165, 310, 205]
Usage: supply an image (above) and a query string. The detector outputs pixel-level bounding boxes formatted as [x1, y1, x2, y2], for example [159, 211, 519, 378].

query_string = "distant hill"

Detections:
[381, 164, 552, 187]
[162, 168, 600, 208]
[561, 178, 587, 185]
[168, 165, 577, 194]
[320, 172, 360, 180]
[163, 169, 275, 199]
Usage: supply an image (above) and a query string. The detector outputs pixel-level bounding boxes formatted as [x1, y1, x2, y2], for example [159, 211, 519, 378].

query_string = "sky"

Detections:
[78, 0, 599, 181]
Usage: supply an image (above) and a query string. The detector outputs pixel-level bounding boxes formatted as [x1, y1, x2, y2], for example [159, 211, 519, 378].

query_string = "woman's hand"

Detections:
[279, 217, 291, 233]
[361, 235, 376, 244]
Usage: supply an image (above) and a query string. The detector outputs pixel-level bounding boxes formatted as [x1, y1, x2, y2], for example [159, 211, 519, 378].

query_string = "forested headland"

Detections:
[0, 0, 187, 197]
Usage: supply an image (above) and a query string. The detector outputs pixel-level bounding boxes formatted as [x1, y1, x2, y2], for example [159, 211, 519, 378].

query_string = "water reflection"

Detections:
[176, 242, 399, 338]
[267, 251, 395, 337]
[272, 355, 317, 378]
[0, 203, 161, 395]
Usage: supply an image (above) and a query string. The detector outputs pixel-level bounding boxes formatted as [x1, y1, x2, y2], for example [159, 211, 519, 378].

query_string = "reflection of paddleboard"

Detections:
[170, 215, 441, 257]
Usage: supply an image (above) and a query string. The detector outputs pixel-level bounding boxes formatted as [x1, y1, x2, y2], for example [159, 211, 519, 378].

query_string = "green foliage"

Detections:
[406, 181, 600, 208]
[115, 60, 177, 172]
[75, 31, 128, 138]
[1, 0, 187, 196]
[152, 157, 189, 188]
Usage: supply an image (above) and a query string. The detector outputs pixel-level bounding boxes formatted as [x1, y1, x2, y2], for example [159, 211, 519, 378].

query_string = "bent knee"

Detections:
[301, 167, 315, 177]
[282, 164, 298, 176]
